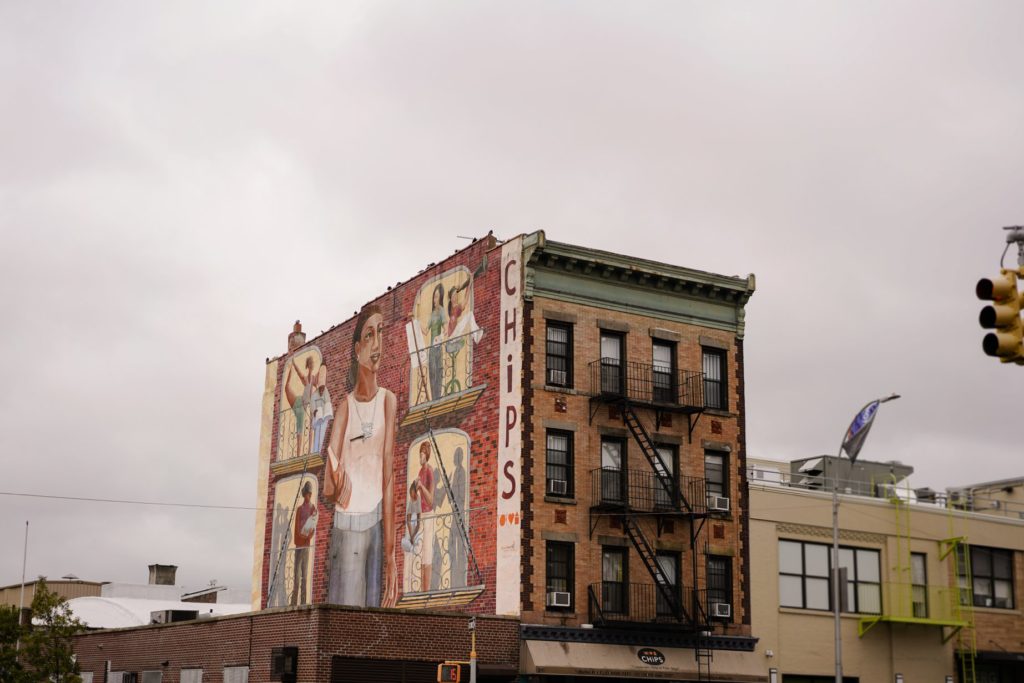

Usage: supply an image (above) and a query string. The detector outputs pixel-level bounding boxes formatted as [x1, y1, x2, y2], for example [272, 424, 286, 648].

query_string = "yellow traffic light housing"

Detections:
[977, 268, 1024, 363]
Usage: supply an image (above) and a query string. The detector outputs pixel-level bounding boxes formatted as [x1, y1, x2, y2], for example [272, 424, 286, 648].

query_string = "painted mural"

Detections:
[260, 236, 521, 615]
[401, 430, 471, 596]
[267, 474, 319, 607]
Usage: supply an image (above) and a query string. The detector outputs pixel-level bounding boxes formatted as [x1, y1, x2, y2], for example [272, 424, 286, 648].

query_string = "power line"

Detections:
[0, 491, 256, 511]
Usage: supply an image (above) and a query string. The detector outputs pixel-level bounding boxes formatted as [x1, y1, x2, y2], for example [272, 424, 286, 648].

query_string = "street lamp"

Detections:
[832, 393, 900, 683]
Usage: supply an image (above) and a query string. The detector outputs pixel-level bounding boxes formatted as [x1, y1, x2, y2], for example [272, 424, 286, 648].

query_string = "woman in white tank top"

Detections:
[324, 304, 398, 608]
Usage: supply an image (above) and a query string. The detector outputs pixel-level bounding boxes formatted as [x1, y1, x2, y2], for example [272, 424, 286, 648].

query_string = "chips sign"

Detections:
[637, 648, 666, 666]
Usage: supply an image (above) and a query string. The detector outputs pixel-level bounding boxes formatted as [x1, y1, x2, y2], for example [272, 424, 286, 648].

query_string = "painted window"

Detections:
[545, 321, 573, 388]
[546, 541, 574, 611]
[702, 347, 727, 410]
[779, 540, 881, 614]
[545, 430, 573, 498]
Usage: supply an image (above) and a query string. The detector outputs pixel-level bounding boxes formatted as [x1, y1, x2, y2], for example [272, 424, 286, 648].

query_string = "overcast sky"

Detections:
[2, 1, 1023, 595]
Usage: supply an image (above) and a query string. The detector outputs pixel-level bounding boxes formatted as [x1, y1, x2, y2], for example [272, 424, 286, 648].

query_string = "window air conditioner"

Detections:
[548, 479, 568, 495]
[546, 591, 572, 608]
[548, 369, 567, 386]
[707, 495, 730, 512]
[711, 602, 732, 619]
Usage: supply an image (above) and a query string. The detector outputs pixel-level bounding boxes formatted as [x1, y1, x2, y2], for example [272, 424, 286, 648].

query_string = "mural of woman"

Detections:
[420, 283, 447, 401]
[283, 355, 316, 457]
[324, 304, 398, 608]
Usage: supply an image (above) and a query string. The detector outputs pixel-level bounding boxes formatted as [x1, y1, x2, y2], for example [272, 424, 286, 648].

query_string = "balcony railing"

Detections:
[589, 359, 704, 409]
[588, 582, 708, 628]
[277, 403, 328, 461]
[589, 468, 707, 515]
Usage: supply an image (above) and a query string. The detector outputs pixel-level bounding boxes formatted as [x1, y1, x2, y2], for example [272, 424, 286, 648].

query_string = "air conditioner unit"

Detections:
[546, 591, 572, 608]
[707, 495, 730, 512]
[548, 369, 567, 386]
[548, 479, 568, 495]
[711, 602, 732, 619]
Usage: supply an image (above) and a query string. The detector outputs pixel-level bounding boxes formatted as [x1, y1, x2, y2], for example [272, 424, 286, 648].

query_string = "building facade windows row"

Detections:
[778, 540, 881, 614]
[544, 319, 729, 410]
[544, 540, 735, 620]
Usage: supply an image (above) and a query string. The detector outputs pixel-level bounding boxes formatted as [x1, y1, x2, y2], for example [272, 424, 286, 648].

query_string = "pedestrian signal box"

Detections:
[437, 663, 461, 683]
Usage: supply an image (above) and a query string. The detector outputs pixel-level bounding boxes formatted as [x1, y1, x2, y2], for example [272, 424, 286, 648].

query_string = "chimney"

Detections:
[288, 320, 306, 352]
[148, 564, 178, 586]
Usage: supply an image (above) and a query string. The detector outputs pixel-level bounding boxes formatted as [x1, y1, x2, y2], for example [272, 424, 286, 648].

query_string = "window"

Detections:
[546, 321, 573, 387]
[602, 547, 628, 614]
[652, 340, 675, 403]
[702, 348, 727, 410]
[779, 540, 881, 613]
[911, 553, 927, 618]
[223, 667, 249, 683]
[705, 450, 728, 499]
[600, 438, 626, 503]
[546, 542, 574, 610]
[141, 672, 163, 683]
[545, 430, 573, 498]
[707, 556, 733, 616]
[600, 331, 624, 394]
[653, 445, 677, 508]
[656, 551, 681, 616]
[81, 674, 95, 683]
[969, 546, 1015, 609]
[181, 671, 203, 683]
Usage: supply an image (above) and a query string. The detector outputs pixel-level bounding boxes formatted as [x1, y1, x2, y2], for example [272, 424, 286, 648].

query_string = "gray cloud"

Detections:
[2, 0, 1024, 592]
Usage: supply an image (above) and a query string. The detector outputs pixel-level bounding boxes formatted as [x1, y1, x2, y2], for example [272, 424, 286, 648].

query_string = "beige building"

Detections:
[748, 457, 1024, 683]
[0, 577, 104, 611]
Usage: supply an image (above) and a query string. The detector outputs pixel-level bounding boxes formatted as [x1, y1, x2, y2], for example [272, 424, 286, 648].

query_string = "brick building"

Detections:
[74, 232, 762, 683]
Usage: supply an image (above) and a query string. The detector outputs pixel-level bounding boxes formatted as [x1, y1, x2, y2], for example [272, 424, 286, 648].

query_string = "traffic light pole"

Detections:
[976, 227, 1024, 365]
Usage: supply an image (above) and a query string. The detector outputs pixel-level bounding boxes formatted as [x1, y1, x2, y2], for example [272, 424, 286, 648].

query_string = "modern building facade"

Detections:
[748, 457, 1024, 683]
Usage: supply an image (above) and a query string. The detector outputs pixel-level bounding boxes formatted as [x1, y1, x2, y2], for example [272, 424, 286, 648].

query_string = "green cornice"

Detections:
[521, 231, 756, 338]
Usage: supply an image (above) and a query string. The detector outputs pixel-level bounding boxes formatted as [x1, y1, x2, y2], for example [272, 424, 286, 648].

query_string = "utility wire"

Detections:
[0, 490, 255, 510]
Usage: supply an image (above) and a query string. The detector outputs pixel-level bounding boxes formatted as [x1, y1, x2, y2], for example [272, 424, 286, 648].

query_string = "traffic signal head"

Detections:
[976, 269, 1024, 361]
[437, 663, 461, 683]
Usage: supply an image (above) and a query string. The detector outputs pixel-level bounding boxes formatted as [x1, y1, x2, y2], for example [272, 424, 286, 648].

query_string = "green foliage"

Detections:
[18, 580, 84, 683]
[0, 604, 25, 683]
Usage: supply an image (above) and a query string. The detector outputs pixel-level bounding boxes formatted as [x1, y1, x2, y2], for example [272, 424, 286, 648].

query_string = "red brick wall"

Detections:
[74, 607, 520, 683]
[262, 237, 507, 613]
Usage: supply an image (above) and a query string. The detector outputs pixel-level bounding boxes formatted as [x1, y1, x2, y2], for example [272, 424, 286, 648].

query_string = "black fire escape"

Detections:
[586, 358, 711, 634]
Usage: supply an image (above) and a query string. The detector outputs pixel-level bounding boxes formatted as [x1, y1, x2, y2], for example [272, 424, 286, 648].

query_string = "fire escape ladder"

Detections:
[622, 515, 688, 622]
[695, 637, 713, 681]
[620, 402, 691, 513]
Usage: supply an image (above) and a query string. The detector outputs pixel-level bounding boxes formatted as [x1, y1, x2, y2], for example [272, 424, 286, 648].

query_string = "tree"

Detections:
[19, 580, 83, 683]
[0, 604, 24, 683]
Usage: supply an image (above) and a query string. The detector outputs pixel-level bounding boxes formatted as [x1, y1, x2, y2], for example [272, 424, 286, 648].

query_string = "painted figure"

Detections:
[415, 441, 436, 591]
[283, 356, 316, 457]
[448, 447, 468, 588]
[324, 305, 398, 608]
[291, 480, 317, 605]
[310, 365, 332, 453]
[421, 283, 447, 401]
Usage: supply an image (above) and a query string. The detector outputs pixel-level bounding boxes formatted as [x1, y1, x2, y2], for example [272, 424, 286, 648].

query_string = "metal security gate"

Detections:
[331, 657, 439, 683]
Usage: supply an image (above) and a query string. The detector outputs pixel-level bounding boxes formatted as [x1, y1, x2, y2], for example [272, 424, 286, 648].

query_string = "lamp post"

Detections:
[832, 393, 900, 683]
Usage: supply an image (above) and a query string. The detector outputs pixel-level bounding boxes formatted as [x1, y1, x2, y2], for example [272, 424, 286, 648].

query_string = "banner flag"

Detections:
[842, 400, 880, 463]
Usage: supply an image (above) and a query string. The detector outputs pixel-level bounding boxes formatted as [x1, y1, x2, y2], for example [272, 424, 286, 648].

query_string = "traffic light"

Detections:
[437, 663, 461, 683]
[976, 268, 1024, 363]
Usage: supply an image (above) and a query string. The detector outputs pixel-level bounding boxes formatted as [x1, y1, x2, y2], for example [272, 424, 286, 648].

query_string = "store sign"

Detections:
[637, 648, 666, 666]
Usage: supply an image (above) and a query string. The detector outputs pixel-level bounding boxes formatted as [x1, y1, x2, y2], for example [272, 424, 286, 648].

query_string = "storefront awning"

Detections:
[522, 639, 767, 682]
